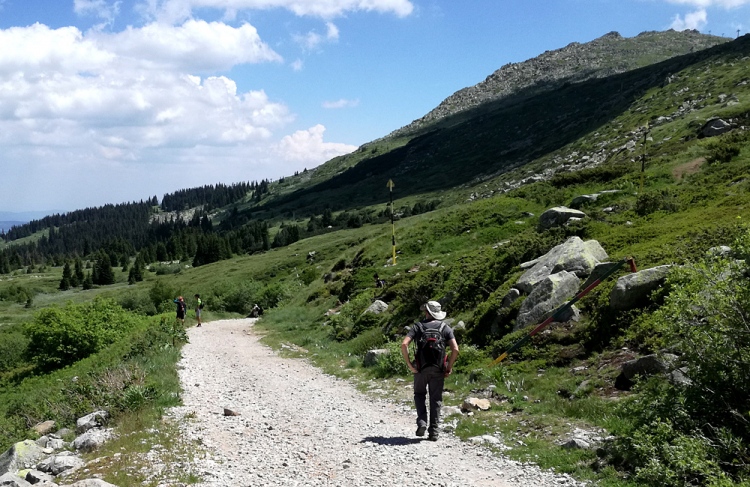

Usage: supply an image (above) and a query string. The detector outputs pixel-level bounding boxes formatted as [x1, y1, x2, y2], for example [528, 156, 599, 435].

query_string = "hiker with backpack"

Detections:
[194, 294, 203, 327]
[400, 301, 459, 441]
[174, 296, 187, 325]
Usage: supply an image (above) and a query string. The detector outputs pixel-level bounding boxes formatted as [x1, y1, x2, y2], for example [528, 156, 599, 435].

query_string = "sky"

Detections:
[1, 0, 750, 214]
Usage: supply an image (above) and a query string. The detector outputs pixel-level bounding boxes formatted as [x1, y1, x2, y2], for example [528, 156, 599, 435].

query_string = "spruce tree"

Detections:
[59, 262, 72, 290]
[82, 272, 93, 290]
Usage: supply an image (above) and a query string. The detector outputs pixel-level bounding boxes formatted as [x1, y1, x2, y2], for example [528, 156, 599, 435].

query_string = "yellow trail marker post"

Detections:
[387, 179, 396, 265]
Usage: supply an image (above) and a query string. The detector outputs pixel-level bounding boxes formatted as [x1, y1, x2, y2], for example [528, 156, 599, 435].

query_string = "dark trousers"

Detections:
[413, 366, 444, 433]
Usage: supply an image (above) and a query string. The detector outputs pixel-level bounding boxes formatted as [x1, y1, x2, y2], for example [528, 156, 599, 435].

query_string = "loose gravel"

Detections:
[168, 319, 587, 487]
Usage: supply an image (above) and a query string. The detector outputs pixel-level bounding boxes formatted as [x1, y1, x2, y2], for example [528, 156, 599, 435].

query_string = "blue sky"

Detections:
[1, 0, 749, 214]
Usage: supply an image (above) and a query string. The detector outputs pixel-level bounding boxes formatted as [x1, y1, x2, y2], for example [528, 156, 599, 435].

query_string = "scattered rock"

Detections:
[516, 237, 608, 293]
[362, 300, 388, 315]
[31, 422, 56, 437]
[516, 271, 580, 329]
[36, 454, 84, 476]
[73, 429, 114, 453]
[75, 412, 109, 435]
[0, 472, 32, 487]
[462, 397, 491, 411]
[609, 265, 672, 310]
[538, 207, 586, 229]
[0, 441, 47, 477]
[363, 349, 389, 367]
[223, 409, 241, 417]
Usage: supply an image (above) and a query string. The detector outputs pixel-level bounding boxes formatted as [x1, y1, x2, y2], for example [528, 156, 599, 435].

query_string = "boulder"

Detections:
[516, 271, 580, 330]
[363, 300, 388, 315]
[36, 454, 84, 476]
[24, 469, 55, 484]
[73, 429, 113, 453]
[538, 207, 586, 229]
[0, 473, 31, 487]
[516, 237, 607, 293]
[614, 354, 671, 390]
[31, 422, 56, 436]
[363, 349, 389, 367]
[609, 265, 672, 310]
[461, 397, 491, 411]
[0, 441, 47, 477]
[75, 412, 109, 434]
[700, 118, 732, 137]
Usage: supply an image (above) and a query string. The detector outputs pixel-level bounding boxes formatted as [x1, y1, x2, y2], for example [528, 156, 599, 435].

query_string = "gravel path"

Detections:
[169, 319, 587, 487]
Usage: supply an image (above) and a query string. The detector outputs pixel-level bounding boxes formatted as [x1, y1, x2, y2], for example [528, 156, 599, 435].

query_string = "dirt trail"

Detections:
[169, 319, 585, 487]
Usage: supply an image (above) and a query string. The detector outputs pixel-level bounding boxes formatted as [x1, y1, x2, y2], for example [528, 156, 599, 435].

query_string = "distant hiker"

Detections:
[374, 273, 386, 288]
[400, 301, 459, 441]
[194, 294, 203, 327]
[174, 296, 186, 325]
[250, 303, 262, 318]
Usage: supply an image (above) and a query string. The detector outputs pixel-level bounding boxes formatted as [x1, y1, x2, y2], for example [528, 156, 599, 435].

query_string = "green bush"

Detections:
[635, 189, 680, 216]
[0, 329, 29, 374]
[611, 227, 750, 484]
[24, 298, 145, 372]
[373, 341, 409, 378]
[345, 327, 387, 356]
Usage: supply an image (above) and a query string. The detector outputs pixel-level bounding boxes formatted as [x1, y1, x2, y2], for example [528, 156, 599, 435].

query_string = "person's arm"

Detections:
[444, 339, 459, 377]
[401, 336, 418, 374]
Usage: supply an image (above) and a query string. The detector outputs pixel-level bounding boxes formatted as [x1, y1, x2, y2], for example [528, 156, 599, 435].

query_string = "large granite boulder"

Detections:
[516, 271, 580, 329]
[0, 441, 47, 477]
[538, 207, 586, 229]
[516, 237, 608, 293]
[609, 265, 672, 310]
[615, 354, 676, 390]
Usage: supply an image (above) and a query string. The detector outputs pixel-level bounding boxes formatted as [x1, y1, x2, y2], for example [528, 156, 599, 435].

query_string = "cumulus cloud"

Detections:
[74, 0, 122, 23]
[276, 124, 357, 164]
[141, 0, 414, 23]
[322, 98, 360, 109]
[670, 9, 708, 30]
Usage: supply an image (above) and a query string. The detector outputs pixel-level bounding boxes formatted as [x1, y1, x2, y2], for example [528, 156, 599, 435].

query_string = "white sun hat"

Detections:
[421, 300, 446, 320]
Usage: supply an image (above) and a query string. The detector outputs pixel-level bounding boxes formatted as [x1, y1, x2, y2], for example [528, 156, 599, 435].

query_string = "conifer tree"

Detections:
[59, 262, 72, 290]
[82, 272, 93, 290]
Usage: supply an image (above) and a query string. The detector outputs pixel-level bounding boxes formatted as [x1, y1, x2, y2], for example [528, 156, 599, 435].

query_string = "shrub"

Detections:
[24, 298, 144, 372]
[635, 189, 680, 216]
[373, 341, 409, 378]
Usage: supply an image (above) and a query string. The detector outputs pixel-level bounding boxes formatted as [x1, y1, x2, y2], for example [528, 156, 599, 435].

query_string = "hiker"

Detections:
[400, 301, 459, 441]
[194, 294, 203, 327]
[173, 296, 186, 325]
[374, 273, 386, 288]
[250, 303, 263, 318]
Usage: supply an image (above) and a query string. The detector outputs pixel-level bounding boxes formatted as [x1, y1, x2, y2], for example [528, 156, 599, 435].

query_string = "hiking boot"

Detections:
[428, 433, 439, 441]
[415, 424, 427, 437]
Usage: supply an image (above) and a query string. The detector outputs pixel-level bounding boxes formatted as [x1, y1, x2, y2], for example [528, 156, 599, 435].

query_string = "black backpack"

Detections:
[414, 321, 447, 372]
[199, 301, 205, 310]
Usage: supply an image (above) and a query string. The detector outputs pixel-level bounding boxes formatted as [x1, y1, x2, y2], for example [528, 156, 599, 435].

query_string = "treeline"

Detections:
[160, 181, 267, 212]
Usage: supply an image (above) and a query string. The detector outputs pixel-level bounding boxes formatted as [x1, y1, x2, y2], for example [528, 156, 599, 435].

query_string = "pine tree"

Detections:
[94, 252, 115, 285]
[59, 262, 72, 290]
[82, 272, 93, 290]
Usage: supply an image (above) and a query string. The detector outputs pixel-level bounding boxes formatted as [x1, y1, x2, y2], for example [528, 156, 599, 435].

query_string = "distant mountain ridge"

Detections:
[390, 30, 728, 137]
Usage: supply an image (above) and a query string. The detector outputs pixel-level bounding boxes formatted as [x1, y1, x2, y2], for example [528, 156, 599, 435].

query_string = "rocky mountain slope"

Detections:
[390, 30, 727, 137]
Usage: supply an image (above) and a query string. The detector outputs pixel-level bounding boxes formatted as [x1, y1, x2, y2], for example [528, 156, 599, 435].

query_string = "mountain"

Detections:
[245, 30, 738, 219]
[392, 30, 727, 137]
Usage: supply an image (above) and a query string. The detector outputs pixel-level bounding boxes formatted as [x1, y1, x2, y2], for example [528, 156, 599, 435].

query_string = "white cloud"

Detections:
[670, 8, 708, 30]
[665, 0, 750, 7]
[276, 124, 357, 164]
[293, 22, 339, 50]
[291, 58, 304, 71]
[74, 0, 122, 23]
[322, 98, 360, 109]
[97, 20, 283, 71]
[141, 0, 414, 23]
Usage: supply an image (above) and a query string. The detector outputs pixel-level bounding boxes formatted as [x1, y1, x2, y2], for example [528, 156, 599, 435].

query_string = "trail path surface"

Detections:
[169, 319, 586, 487]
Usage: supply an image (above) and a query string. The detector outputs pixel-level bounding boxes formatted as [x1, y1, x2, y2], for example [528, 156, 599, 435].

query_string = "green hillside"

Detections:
[1, 30, 749, 486]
